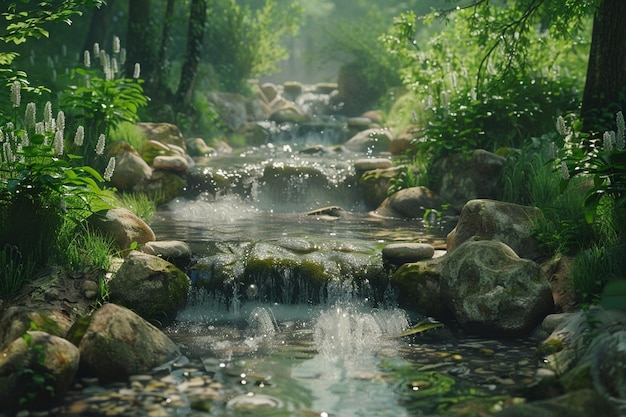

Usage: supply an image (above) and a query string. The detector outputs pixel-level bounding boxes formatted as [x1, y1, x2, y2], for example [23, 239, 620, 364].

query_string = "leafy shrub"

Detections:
[62, 40, 148, 167]
[0, 83, 115, 294]
[381, 7, 586, 164]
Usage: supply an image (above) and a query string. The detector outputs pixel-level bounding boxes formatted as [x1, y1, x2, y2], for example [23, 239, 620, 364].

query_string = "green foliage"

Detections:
[62, 44, 148, 166]
[318, 6, 403, 110]
[57, 221, 113, 273]
[560, 111, 626, 223]
[570, 243, 626, 306]
[109, 121, 146, 151]
[204, 0, 303, 93]
[114, 192, 158, 221]
[381, 5, 587, 164]
[0, 244, 37, 298]
[0, 1, 104, 63]
[387, 164, 419, 197]
[0, 87, 116, 295]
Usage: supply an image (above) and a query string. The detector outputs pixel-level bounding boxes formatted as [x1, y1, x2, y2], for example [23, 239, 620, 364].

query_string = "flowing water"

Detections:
[136, 129, 545, 417]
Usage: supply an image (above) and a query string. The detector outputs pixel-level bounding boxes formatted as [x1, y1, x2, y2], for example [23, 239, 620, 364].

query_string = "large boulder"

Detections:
[109, 148, 152, 191]
[390, 257, 449, 318]
[357, 165, 403, 210]
[430, 149, 506, 211]
[447, 199, 544, 261]
[135, 122, 186, 151]
[374, 186, 444, 219]
[441, 240, 553, 337]
[0, 331, 79, 409]
[108, 250, 190, 323]
[70, 303, 180, 380]
[87, 207, 156, 254]
[343, 128, 392, 153]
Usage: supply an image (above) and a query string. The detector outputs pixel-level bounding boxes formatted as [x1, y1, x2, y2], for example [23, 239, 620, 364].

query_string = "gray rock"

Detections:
[382, 243, 435, 265]
[109, 251, 190, 323]
[109, 149, 152, 191]
[0, 331, 80, 409]
[343, 128, 392, 153]
[87, 207, 156, 254]
[75, 303, 180, 380]
[0, 306, 66, 352]
[141, 240, 192, 268]
[441, 240, 553, 337]
[207, 92, 249, 131]
[430, 149, 506, 211]
[447, 199, 544, 261]
[357, 166, 404, 210]
[153, 154, 189, 173]
[135, 122, 186, 151]
[374, 186, 444, 219]
[353, 158, 393, 176]
[390, 257, 448, 318]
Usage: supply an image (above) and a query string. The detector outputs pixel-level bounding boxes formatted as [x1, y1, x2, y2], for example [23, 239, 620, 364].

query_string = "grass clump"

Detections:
[114, 192, 159, 221]
[57, 222, 114, 273]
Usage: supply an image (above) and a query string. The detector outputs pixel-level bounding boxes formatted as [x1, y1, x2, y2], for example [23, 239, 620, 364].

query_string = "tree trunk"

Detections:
[152, 0, 176, 100]
[82, 0, 118, 53]
[581, 0, 626, 133]
[175, 0, 206, 111]
[126, 0, 157, 90]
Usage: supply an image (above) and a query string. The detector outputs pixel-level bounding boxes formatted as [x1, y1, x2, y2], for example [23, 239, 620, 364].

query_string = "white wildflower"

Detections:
[104, 156, 116, 180]
[93, 42, 100, 57]
[10, 81, 21, 108]
[56, 110, 65, 132]
[616, 111, 625, 150]
[24, 102, 36, 131]
[113, 36, 121, 54]
[604, 130, 615, 152]
[35, 122, 44, 135]
[560, 160, 570, 180]
[84, 50, 91, 68]
[53, 129, 64, 155]
[120, 48, 126, 65]
[74, 125, 84, 146]
[95, 134, 106, 155]
[556, 115, 566, 136]
[133, 62, 141, 80]
[43, 101, 53, 131]
[112, 57, 119, 75]
[3, 142, 13, 164]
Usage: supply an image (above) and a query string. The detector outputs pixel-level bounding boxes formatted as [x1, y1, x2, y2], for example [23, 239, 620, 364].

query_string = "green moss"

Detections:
[65, 314, 93, 347]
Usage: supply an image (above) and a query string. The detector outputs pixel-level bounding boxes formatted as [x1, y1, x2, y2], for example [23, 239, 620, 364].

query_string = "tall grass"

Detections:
[114, 192, 159, 221]
[56, 222, 114, 273]
[0, 244, 37, 298]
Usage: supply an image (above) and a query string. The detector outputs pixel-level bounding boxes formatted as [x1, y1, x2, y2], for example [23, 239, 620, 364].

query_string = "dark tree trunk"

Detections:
[126, 0, 157, 90]
[82, 0, 118, 52]
[581, 0, 626, 133]
[152, 0, 176, 100]
[175, 0, 206, 111]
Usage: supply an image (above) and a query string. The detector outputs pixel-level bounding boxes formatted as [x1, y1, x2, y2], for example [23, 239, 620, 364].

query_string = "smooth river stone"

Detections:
[382, 243, 435, 265]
